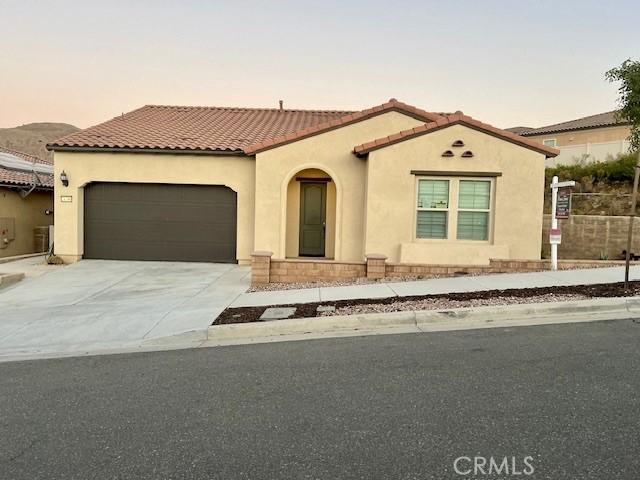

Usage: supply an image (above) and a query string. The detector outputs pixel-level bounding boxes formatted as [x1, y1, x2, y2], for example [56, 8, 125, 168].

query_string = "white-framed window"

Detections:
[543, 138, 557, 147]
[457, 180, 491, 241]
[416, 179, 449, 239]
[415, 177, 494, 241]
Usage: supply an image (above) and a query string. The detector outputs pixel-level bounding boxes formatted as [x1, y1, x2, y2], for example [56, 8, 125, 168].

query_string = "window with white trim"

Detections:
[416, 179, 449, 239]
[543, 139, 557, 147]
[415, 177, 493, 241]
[457, 180, 491, 240]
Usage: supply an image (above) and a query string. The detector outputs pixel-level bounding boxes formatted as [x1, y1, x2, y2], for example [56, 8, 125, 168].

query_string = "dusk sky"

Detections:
[2, 0, 639, 129]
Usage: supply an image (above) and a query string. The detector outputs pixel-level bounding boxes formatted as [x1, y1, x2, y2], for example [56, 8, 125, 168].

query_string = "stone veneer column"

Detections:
[251, 251, 273, 285]
[365, 253, 387, 279]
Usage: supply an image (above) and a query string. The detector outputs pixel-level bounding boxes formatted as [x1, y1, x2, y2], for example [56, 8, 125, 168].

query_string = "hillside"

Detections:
[0, 122, 80, 162]
[544, 153, 638, 216]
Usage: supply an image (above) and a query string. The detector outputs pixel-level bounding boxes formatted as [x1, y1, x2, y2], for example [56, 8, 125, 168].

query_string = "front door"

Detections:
[299, 182, 326, 256]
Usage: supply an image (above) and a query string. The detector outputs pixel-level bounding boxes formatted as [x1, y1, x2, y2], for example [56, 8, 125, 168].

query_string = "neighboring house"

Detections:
[511, 111, 631, 167]
[47, 99, 558, 267]
[0, 147, 54, 258]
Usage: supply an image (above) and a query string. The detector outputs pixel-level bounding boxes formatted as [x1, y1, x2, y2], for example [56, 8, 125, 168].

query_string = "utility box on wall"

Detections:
[0, 217, 16, 249]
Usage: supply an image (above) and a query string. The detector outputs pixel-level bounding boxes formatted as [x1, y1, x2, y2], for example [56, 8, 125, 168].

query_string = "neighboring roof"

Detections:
[505, 126, 533, 135]
[244, 99, 445, 154]
[0, 146, 53, 165]
[353, 112, 560, 157]
[520, 111, 628, 137]
[48, 105, 353, 154]
[0, 147, 54, 189]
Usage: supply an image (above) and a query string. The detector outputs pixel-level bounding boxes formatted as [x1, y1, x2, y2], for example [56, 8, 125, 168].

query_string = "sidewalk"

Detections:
[230, 266, 640, 307]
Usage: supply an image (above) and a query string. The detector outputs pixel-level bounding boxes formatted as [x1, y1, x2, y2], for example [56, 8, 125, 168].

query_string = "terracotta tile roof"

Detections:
[353, 112, 560, 157]
[520, 111, 628, 136]
[505, 126, 533, 135]
[0, 147, 53, 189]
[48, 105, 353, 153]
[244, 99, 445, 154]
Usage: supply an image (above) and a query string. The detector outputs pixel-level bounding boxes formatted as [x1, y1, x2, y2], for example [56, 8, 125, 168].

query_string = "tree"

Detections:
[606, 59, 640, 286]
[606, 59, 640, 149]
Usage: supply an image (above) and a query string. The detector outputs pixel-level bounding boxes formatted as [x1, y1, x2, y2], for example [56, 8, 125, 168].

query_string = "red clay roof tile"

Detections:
[243, 99, 445, 154]
[48, 105, 353, 153]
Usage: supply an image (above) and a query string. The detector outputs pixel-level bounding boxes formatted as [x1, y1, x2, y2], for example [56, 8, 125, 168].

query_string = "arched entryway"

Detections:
[285, 168, 337, 258]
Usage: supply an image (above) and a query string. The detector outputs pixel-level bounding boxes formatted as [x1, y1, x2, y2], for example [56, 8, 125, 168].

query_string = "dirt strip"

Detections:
[214, 281, 640, 325]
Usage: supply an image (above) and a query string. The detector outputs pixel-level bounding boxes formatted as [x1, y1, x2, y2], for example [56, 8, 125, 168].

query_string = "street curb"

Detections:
[0, 272, 25, 288]
[3, 297, 637, 364]
[0, 253, 45, 265]
[207, 297, 640, 342]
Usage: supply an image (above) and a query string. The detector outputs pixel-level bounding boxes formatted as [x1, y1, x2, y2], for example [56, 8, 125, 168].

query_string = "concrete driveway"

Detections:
[0, 258, 250, 360]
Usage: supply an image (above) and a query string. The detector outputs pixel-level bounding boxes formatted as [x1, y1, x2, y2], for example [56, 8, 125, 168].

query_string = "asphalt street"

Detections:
[1, 319, 639, 479]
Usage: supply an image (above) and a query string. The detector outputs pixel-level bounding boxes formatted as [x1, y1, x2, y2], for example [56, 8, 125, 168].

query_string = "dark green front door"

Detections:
[299, 182, 326, 256]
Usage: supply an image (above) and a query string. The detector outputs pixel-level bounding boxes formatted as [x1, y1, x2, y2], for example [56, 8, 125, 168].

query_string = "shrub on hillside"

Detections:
[545, 152, 638, 188]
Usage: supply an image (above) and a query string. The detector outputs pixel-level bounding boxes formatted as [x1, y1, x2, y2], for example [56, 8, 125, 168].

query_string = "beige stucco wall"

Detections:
[254, 111, 425, 261]
[0, 188, 53, 258]
[365, 124, 546, 264]
[526, 125, 630, 146]
[53, 151, 255, 263]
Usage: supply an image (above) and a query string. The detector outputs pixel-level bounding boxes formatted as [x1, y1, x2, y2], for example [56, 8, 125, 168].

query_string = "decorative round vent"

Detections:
[442, 150, 454, 157]
[452, 140, 465, 147]
[461, 151, 474, 158]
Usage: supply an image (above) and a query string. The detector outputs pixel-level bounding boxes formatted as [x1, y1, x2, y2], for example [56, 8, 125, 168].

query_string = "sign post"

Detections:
[549, 176, 575, 271]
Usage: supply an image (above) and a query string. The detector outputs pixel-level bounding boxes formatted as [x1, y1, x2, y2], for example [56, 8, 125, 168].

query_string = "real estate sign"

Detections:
[555, 188, 571, 219]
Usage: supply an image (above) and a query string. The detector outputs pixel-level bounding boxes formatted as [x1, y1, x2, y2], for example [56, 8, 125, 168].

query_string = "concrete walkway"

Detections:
[230, 266, 640, 307]
[0, 258, 250, 359]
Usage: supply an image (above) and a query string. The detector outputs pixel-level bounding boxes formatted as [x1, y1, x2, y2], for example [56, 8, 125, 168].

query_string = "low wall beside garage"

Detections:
[542, 214, 640, 260]
[250, 252, 631, 286]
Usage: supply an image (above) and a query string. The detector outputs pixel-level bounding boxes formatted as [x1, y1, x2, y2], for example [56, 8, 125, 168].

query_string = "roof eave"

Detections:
[46, 145, 250, 156]
[0, 183, 53, 191]
[354, 120, 560, 158]
[521, 122, 631, 137]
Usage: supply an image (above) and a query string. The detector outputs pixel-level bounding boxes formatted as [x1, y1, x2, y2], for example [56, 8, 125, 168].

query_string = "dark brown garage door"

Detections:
[84, 183, 237, 263]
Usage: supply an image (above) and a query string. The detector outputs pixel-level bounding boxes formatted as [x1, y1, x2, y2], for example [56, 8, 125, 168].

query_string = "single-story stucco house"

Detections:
[47, 99, 558, 280]
[0, 147, 54, 258]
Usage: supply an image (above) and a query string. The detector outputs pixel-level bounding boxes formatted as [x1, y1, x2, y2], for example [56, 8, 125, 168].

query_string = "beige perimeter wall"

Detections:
[365, 124, 546, 264]
[0, 188, 53, 258]
[53, 151, 255, 263]
[542, 214, 640, 260]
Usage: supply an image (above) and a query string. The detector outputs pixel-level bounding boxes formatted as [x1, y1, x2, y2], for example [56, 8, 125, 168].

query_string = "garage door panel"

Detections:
[85, 221, 236, 244]
[85, 202, 237, 224]
[84, 183, 237, 262]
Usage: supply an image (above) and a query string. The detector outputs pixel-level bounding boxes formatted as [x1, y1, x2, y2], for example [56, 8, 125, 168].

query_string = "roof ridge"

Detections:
[353, 111, 559, 157]
[244, 99, 445, 154]
[142, 104, 355, 114]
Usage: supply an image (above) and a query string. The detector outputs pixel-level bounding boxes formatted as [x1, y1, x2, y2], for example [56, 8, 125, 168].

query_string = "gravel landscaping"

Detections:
[247, 274, 444, 292]
[320, 292, 588, 316]
[215, 281, 640, 325]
